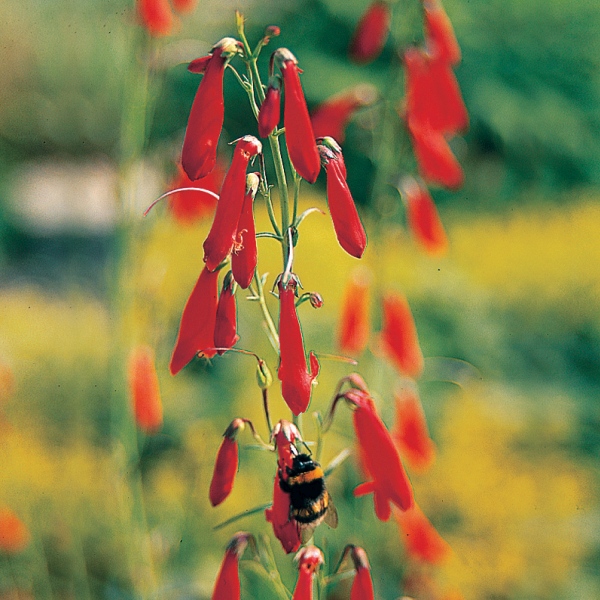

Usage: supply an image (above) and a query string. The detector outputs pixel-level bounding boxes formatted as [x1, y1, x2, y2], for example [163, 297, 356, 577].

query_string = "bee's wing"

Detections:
[324, 494, 338, 529]
[299, 522, 318, 545]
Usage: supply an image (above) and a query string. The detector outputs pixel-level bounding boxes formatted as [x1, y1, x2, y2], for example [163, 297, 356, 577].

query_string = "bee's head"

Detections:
[292, 453, 317, 473]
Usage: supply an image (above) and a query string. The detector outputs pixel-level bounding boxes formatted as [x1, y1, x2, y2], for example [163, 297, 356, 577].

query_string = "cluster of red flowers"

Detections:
[141, 4, 465, 596]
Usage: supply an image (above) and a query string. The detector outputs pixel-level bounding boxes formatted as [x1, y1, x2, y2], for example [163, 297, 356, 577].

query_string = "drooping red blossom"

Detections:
[266, 478, 302, 553]
[137, 0, 173, 37]
[167, 163, 223, 225]
[214, 272, 239, 354]
[258, 77, 282, 138]
[403, 47, 468, 136]
[380, 292, 424, 379]
[265, 420, 302, 553]
[337, 268, 371, 356]
[0, 508, 29, 554]
[317, 137, 367, 258]
[277, 278, 320, 415]
[171, 0, 196, 13]
[408, 121, 464, 190]
[346, 389, 414, 519]
[348, 546, 375, 600]
[203, 136, 262, 272]
[128, 345, 163, 434]
[349, 1, 391, 64]
[393, 386, 436, 472]
[211, 532, 251, 600]
[182, 38, 239, 181]
[209, 419, 245, 507]
[292, 546, 324, 600]
[424, 0, 461, 65]
[169, 266, 220, 375]
[310, 84, 378, 143]
[395, 503, 451, 564]
[274, 49, 321, 184]
[231, 173, 260, 289]
[402, 176, 448, 256]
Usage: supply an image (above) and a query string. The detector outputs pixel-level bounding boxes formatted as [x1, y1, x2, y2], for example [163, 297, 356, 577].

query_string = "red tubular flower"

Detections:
[137, 0, 173, 37]
[203, 136, 262, 272]
[393, 386, 436, 473]
[211, 532, 251, 600]
[231, 173, 260, 289]
[317, 137, 367, 258]
[401, 176, 448, 256]
[168, 162, 223, 225]
[380, 292, 424, 379]
[337, 268, 371, 356]
[311, 84, 378, 143]
[172, 0, 196, 13]
[292, 546, 324, 600]
[424, 0, 461, 65]
[209, 418, 245, 507]
[277, 278, 320, 415]
[0, 508, 29, 554]
[128, 345, 163, 434]
[214, 272, 240, 354]
[346, 389, 414, 518]
[408, 122, 464, 190]
[274, 49, 321, 184]
[349, 1, 391, 64]
[169, 266, 220, 375]
[395, 503, 451, 564]
[181, 38, 239, 181]
[347, 546, 375, 600]
[404, 47, 468, 136]
[265, 420, 302, 553]
[258, 77, 282, 138]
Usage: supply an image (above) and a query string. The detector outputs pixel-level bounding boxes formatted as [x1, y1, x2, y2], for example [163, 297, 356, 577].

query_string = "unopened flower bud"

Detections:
[256, 359, 273, 390]
[309, 293, 323, 309]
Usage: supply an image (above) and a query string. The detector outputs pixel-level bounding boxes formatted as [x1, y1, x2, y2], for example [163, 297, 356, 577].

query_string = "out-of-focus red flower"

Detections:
[274, 49, 321, 184]
[347, 546, 375, 600]
[203, 136, 262, 272]
[404, 47, 468, 136]
[337, 268, 371, 356]
[424, 0, 461, 65]
[266, 420, 302, 553]
[317, 137, 367, 258]
[171, 0, 196, 13]
[0, 361, 15, 402]
[209, 418, 245, 507]
[137, 0, 173, 37]
[277, 278, 320, 416]
[231, 173, 260, 289]
[349, 1, 391, 64]
[258, 77, 282, 138]
[395, 503, 451, 564]
[214, 272, 239, 354]
[408, 121, 464, 190]
[211, 532, 251, 600]
[0, 508, 29, 554]
[380, 292, 424, 379]
[402, 176, 448, 256]
[167, 162, 223, 225]
[311, 84, 378, 143]
[169, 266, 220, 375]
[346, 389, 414, 519]
[128, 345, 163, 434]
[292, 546, 324, 600]
[393, 386, 436, 472]
[182, 38, 239, 181]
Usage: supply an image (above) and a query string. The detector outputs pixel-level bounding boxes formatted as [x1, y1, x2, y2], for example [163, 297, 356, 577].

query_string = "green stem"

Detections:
[252, 271, 280, 353]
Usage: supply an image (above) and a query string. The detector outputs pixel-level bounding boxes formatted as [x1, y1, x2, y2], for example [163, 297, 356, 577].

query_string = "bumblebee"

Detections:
[279, 452, 338, 543]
